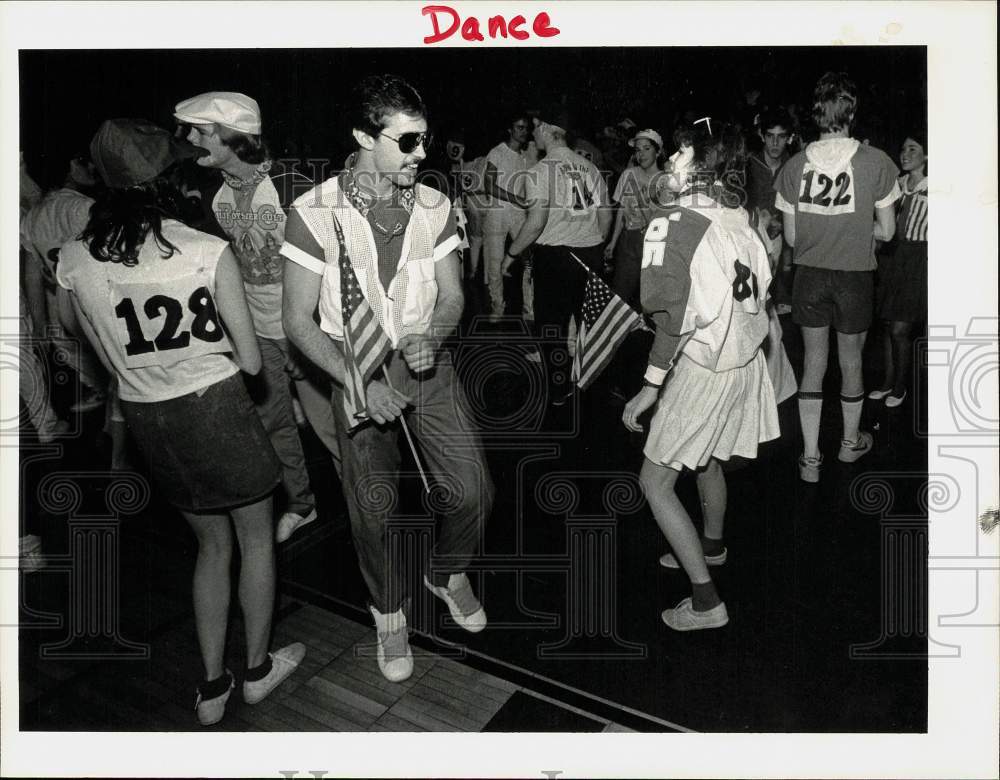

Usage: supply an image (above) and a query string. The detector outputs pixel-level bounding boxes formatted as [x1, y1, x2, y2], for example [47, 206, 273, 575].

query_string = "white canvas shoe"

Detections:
[423, 573, 487, 633]
[369, 606, 413, 683]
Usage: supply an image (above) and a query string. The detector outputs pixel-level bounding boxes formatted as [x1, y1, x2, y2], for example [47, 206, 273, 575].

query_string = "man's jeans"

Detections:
[331, 350, 494, 613]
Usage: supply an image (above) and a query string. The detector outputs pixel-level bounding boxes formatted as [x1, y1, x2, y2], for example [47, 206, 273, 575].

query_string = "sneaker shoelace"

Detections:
[445, 576, 481, 618]
[378, 624, 409, 662]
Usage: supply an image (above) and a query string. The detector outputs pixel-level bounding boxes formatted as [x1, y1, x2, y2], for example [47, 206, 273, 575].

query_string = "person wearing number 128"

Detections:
[774, 72, 901, 483]
[57, 119, 305, 726]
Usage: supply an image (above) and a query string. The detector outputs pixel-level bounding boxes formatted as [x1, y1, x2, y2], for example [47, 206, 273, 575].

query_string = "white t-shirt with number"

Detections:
[57, 220, 237, 403]
[525, 146, 608, 248]
[486, 142, 529, 200]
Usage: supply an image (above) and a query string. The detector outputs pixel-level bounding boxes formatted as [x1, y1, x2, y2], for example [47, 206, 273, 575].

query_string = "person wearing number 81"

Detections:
[774, 72, 901, 483]
[622, 121, 779, 631]
[57, 119, 305, 726]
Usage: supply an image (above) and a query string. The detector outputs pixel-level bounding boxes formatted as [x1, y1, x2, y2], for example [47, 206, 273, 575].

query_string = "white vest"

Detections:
[290, 180, 453, 346]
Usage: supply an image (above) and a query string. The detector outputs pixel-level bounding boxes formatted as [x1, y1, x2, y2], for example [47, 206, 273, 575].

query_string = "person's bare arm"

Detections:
[873, 205, 896, 243]
[484, 160, 526, 208]
[214, 248, 262, 375]
[282, 259, 345, 385]
[782, 213, 796, 249]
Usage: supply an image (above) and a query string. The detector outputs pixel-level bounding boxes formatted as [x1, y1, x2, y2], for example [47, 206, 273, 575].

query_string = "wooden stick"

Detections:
[383, 372, 431, 494]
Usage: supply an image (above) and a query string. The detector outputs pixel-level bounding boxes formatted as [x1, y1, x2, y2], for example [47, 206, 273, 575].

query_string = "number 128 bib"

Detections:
[110, 275, 232, 369]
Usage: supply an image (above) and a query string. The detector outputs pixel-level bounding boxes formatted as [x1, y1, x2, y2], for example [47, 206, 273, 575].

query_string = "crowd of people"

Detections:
[18, 70, 927, 725]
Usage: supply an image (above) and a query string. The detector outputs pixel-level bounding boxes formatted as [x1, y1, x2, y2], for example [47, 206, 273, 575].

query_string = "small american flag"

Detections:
[571, 270, 644, 390]
[334, 218, 391, 430]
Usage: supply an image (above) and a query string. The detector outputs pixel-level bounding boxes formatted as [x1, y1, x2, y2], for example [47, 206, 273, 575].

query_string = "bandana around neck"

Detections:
[221, 159, 272, 190]
[341, 165, 415, 219]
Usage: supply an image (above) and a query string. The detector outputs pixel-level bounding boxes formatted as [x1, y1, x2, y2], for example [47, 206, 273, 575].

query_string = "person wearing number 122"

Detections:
[57, 119, 306, 726]
[774, 72, 901, 483]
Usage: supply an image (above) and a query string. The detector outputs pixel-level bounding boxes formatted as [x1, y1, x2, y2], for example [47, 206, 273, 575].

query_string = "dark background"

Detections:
[20, 46, 925, 187]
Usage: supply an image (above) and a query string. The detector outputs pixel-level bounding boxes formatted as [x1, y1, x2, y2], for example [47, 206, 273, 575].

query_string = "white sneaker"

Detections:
[243, 642, 306, 704]
[276, 508, 317, 543]
[369, 606, 414, 683]
[661, 597, 729, 631]
[659, 547, 727, 569]
[423, 573, 487, 633]
[195, 670, 235, 726]
[884, 389, 907, 408]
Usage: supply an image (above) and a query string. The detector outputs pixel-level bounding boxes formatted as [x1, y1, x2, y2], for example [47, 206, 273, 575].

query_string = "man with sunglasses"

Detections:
[173, 91, 339, 545]
[282, 74, 493, 684]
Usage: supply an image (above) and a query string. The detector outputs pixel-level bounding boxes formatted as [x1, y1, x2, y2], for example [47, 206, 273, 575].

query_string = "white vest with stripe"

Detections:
[291, 180, 452, 347]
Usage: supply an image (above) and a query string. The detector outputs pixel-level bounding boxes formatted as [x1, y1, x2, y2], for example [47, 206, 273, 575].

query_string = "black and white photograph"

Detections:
[1, 2, 997, 778]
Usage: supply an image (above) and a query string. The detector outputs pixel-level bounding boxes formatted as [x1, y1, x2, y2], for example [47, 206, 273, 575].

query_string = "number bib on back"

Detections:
[797, 161, 856, 216]
[110, 274, 231, 369]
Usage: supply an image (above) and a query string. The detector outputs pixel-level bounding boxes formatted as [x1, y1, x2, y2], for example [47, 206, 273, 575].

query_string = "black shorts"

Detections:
[792, 265, 874, 333]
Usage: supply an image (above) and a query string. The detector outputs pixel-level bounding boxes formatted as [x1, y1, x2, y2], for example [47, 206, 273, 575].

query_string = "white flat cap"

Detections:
[174, 91, 261, 134]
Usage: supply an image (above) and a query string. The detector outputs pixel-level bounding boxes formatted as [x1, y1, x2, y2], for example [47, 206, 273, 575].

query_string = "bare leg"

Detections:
[696, 459, 726, 542]
[181, 511, 233, 681]
[798, 325, 830, 459]
[231, 496, 276, 669]
[837, 329, 868, 442]
[640, 459, 711, 584]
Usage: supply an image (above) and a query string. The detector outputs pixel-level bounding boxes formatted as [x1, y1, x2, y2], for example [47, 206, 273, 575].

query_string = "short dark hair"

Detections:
[216, 125, 269, 164]
[759, 106, 794, 134]
[812, 72, 857, 133]
[508, 110, 531, 130]
[351, 74, 427, 138]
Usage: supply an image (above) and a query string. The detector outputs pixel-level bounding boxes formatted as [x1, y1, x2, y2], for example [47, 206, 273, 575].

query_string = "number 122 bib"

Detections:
[797, 162, 856, 217]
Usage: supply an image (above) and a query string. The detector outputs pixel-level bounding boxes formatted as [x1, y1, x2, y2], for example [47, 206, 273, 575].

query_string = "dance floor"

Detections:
[17, 312, 928, 732]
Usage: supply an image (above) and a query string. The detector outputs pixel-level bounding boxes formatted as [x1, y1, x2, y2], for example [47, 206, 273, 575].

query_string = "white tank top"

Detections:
[57, 220, 238, 402]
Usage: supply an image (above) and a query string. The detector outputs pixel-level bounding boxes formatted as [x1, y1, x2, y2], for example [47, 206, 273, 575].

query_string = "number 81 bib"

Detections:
[110, 274, 232, 369]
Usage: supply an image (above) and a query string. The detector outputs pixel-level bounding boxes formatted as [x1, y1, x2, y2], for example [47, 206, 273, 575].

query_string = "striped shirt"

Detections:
[897, 175, 928, 243]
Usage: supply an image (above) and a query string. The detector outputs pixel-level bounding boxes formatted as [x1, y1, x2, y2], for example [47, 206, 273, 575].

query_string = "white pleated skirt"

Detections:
[643, 349, 780, 471]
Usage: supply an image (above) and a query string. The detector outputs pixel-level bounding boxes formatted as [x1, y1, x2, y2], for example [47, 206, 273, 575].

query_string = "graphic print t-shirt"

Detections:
[209, 162, 313, 338]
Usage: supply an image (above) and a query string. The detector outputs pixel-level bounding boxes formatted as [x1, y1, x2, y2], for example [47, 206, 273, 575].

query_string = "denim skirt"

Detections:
[120, 372, 281, 513]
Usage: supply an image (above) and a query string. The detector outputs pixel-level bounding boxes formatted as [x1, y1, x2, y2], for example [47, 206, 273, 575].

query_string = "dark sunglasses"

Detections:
[379, 130, 432, 154]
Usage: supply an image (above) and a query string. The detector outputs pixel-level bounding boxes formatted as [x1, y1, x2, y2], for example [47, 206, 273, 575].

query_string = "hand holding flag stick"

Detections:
[383, 371, 431, 495]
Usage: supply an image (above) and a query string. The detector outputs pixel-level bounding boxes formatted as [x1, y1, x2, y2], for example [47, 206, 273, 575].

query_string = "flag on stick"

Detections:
[335, 218, 391, 430]
[570, 263, 644, 390]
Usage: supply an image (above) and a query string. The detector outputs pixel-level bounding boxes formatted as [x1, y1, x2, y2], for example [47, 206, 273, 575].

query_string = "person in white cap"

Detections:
[282, 74, 493, 684]
[604, 128, 664, 306]
[174, 91, 337, 543]
[56, 118, 305, 725]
